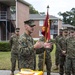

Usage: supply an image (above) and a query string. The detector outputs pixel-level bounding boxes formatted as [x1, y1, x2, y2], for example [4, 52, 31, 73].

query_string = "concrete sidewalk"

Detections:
[0, 70, 59, 75]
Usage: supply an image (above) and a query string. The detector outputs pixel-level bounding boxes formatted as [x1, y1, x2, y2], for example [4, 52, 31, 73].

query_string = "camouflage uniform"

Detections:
[54, 29, 63, 70]
[38, 37, 53, 75]
[59, 29, 68, 75]
[18, 33, 45, 70]
[55, 35, 62, 69]
[10, 33, 20, 73]
[65, 33, 75, 75]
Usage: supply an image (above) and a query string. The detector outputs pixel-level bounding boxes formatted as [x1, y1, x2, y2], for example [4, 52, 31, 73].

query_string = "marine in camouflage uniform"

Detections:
[10, 28, 20, 75]
[18, 20, 52, 70]
[59, 29, 68, 75]
[19, 33, 36, 70]
[54, 29, 62, 70]
[38, 36, 53, 75]
[65, 29, 75, 75]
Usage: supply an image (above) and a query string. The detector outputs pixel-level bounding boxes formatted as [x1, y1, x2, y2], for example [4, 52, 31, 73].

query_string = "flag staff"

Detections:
[42, 5, 50, 72]
[47, 5, 49, 12]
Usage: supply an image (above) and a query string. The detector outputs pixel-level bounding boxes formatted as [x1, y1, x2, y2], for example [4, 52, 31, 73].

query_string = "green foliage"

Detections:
[29, 5, 39, 14]
[58, 8, 75, 26]
[0, 41, 10, 51]
[10, 6, 16, 14]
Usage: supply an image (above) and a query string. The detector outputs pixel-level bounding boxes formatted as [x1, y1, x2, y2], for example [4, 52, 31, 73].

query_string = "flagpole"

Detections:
[43, 5, 50, 72]
[47, 5, 50, 42]
[16, 0, 18, 28]
[47, 5, 49, 15]
[45, 5, 50, 42]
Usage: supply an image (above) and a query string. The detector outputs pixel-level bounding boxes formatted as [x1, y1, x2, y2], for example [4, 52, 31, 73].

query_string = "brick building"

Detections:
[30, 14, 62, 40]
[0, 0, 30, 41]
[0, 0, 64, 41]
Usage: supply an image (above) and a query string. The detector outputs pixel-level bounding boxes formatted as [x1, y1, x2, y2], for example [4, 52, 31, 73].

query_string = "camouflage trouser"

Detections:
[11, 53, 19, 72]
[65, 57, 75, 75]
[55, 47, 59, 66]
[59, 56, 66, 75]
[18, 54, 35, 70]
[38, 57, 52, 75]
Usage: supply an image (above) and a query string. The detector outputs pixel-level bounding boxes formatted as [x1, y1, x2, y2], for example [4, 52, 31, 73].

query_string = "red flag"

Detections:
[41, 11, 50, 41]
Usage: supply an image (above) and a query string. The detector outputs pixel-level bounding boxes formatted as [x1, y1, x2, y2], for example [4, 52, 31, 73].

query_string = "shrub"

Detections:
[0, 41, 10, 51]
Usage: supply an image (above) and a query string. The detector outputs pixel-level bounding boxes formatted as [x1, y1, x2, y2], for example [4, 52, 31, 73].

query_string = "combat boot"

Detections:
[47, 72, 51, 75]
[10, 72, 14, 75]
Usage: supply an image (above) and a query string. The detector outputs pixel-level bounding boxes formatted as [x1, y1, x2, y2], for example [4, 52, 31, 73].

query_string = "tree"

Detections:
[10, 5, 39, 14]
[29, 5, 39, 14]
[58, 8, 75, 26]
[10, 6, 16, 14]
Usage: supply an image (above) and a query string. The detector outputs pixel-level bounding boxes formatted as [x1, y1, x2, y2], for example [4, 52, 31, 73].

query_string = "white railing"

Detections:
[0, 11, 7, 19]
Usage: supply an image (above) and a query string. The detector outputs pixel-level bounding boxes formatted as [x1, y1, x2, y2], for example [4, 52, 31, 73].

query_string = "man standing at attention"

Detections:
[65, 29, 75, 75]
[38, 36, 53, 75]
[59, 29, 68, 75]
[54, 29, 62, 70]
[10, 28, 20, 75]
[18, 19, 52, 70]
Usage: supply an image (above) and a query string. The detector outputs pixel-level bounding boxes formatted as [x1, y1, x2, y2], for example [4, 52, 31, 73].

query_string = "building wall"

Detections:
[17, 1, 29, 35]
[31, 20, 42, 39]
[0, 1, 30, 40]
[31, 19, 54, 39]
[31, 19, 62, 39]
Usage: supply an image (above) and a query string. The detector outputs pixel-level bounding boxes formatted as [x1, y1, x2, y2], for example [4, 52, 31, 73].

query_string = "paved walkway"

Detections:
[0, 70, 59, 75]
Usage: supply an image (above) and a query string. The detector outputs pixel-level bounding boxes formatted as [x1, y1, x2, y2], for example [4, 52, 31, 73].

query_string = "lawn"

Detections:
[0, 52, 11, 70]
[0, 44, 58, 72]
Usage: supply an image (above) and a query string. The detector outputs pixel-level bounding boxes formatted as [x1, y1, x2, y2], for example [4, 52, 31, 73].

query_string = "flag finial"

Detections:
[47, 5, 49, 8]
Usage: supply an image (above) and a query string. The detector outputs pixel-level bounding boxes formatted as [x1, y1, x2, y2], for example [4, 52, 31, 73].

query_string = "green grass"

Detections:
[36, 44, 58, 72]
[0, 44, 58, 72]
[51, 44, 59, 72]
[0, 52, 11, 70]
[36, 44, 57, 72]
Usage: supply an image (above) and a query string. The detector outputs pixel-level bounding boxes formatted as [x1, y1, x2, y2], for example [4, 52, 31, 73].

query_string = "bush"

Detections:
[0, 41, 10, 51]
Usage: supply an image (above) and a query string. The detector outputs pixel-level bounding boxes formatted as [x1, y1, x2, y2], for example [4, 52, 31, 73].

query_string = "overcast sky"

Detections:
[24, 0, 75, 18]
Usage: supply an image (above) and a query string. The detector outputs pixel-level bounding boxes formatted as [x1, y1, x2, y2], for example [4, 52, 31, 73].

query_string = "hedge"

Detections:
[0, 41, 10, 51]
[0, 39, 55, 52]
[0, 40, 37, 52]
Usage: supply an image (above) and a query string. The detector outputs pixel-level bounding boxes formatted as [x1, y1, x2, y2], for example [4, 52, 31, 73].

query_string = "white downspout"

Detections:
[15, 0, 18, 28]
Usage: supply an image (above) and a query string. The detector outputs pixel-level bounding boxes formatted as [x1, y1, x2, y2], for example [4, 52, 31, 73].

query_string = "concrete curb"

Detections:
[0, 70, 59, 75]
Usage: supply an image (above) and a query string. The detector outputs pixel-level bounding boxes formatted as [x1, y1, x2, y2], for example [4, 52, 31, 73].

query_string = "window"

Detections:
[39, 20, 43, 26]
[39, 30, 43, 36]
